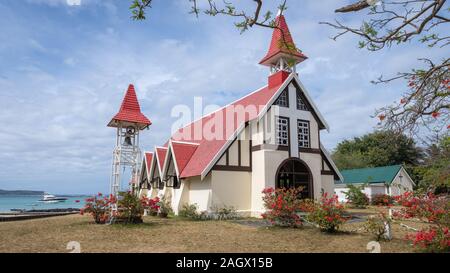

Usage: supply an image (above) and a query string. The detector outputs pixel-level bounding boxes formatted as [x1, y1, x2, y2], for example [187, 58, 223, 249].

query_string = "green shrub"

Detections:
[157, 197, 173, 218]
[345, 184, 369, 208]
[211, 205, 239, 220]
[179, 203, 201, 219]
[364, 211, 392, 241]
[116, 191, 144, 224]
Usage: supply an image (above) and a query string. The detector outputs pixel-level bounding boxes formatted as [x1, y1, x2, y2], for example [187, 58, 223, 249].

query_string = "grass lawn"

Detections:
[0, 208, 428, 253]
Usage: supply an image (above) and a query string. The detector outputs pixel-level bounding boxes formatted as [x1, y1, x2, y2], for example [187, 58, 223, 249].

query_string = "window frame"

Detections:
[296, 88, 309, 111]
[275, 116, 290, 147]
[274, 88, 289, 108]
[297, 119, 310, 149]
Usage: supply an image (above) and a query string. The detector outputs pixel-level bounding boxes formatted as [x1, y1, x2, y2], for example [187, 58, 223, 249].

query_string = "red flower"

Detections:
[431, 112, 440, 118]
[378, 114, 386, 121]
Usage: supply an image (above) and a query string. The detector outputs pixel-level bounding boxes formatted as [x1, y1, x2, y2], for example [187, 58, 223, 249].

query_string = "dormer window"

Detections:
[274, 88, 289, 108]
[296, 89, 308, 111]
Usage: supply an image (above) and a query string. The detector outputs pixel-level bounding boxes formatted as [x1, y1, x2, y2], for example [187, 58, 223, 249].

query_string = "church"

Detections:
[132, 13, 342, 217]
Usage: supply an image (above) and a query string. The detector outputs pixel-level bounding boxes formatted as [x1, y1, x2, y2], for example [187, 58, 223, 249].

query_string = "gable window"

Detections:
[274, 88, 289, 108]
[276, 116, 289, 146]
[296, 89, 308, 111]
[152, 177, 164, 189]
[165, 175, 180, 189]
[297, 120, 310, 148]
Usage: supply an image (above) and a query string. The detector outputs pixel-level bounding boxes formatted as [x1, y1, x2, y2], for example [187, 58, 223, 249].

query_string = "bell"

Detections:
[123, 136, 132, 146]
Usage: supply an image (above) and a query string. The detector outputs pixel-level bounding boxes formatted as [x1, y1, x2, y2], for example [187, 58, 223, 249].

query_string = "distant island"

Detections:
[0, 189, 44, 196]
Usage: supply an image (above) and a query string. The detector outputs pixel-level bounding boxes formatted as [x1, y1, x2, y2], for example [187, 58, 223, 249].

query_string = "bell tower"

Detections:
[259, 10, 307, 79]
[107, 84, 151, 196]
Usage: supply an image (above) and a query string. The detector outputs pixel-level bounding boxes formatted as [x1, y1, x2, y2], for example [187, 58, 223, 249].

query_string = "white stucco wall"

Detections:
[211, 170, 252, 214]
[321, 174, 335, 197]
[389, 168, 414, 196]
[335, 184, 388, 202]
[188, 174, 212, 212]
[299, 152, 323, 200]
[250, 149, 289, 217]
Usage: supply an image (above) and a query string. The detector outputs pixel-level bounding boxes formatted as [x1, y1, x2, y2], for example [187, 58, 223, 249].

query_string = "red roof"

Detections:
[259, 14, 307, 65]
[108, 84, 152, 129]
[165, 80, 285, 178]
[155, 147, 168, 171]
[144, 152, 153, 174]
[171, 142, 199, 176]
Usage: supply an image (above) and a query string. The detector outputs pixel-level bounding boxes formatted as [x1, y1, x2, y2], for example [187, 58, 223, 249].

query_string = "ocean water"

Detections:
[0, 195, 87, 212]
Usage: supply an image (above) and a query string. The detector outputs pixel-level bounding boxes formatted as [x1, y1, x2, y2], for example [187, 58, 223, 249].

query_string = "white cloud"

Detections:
[66, 0, 81, 6]
[0, 1, 446, 193]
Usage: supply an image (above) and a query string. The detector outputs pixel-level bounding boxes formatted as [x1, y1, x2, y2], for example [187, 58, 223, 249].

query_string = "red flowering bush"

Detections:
[306, 192, 349, 233]
[371, 194, 394, 206]
[81, 193, 116, 224]
[141, 196, 160, 216]
[116, 191, 144, 223]
[261, 187, 303, 227]
[393, 192, 449, 225]
[406, 226, 449, 252]
[393, 191, 450, 252]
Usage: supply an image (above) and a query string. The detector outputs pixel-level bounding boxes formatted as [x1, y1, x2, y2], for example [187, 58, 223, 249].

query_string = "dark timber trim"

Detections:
[321, 151, 340, 180]
[238, 140, 241, 166]
[212, 124, 252, 173]
[321, 170, 335, 176]
[292, 80, 326, 130]
[213, 165, 252, 172]
[298, 148, 321, 154]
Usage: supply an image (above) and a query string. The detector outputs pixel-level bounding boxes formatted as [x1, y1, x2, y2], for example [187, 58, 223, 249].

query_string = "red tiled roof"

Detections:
[171, 142, 199, 176]
[155, 147, 168, 171]
[259, 14, 307, 65]
[165, 80, 285, 178]
[144, 152, 153, 174]
[108, 84, 152, 128]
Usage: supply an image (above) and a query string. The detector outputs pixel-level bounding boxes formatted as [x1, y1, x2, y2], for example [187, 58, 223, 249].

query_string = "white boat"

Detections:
[39, 193, 67, 202]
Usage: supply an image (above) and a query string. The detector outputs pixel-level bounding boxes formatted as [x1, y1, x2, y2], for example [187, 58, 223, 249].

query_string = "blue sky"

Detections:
[0, 0, 446, 194]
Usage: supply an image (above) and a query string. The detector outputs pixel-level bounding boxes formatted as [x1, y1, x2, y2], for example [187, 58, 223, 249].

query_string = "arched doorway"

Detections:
[275, 158, 313, 199]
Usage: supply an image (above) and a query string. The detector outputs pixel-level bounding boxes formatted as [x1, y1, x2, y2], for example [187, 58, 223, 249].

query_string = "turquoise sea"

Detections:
[0, 195, 87, 212]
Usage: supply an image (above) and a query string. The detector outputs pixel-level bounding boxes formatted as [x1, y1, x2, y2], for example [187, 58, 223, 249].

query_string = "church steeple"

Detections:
[259, 11, 307, 74]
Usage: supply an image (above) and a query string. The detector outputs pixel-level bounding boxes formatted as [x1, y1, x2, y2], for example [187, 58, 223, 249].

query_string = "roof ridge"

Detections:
[171, 140, 200, 146]
[341, 164, 403, 172]
[171, 85, 268, 136]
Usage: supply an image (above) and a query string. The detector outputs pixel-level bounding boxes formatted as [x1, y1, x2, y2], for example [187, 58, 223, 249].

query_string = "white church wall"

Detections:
[250, 149, 289, 217]
[321, 174, 335, 197]
[299, 152, 323, 200]
[211, 170, 252, 215]
[188, 174, 212, 212]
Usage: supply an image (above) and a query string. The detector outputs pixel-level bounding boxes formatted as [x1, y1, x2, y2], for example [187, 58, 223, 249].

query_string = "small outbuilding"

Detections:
[334, 165, 415, 202]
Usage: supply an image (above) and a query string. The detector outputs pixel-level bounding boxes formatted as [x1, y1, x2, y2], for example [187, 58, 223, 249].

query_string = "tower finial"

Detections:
[277, 8, 283, 16]
[259, 13, 307, 74]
